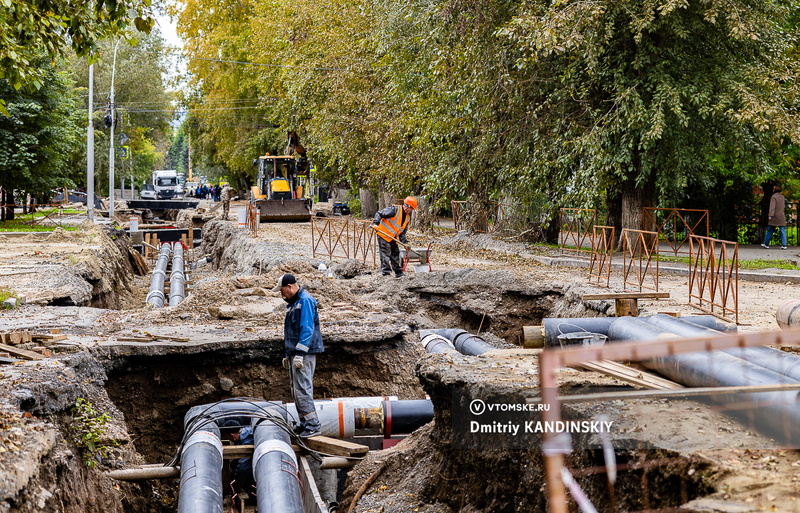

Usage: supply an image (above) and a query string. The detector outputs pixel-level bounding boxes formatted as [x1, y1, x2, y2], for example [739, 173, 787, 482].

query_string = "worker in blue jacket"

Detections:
[273, 273, 324, 438]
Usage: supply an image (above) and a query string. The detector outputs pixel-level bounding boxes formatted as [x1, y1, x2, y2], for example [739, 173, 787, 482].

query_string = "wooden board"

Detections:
[302, 435, 369, 457]
[0, 342, 44, 360]
[0, 331, 32, 345]
[582, 292, 670, 300]
[576, 359, 683, 390]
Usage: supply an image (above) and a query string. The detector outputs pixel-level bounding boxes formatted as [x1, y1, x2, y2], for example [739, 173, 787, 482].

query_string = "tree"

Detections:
[0, 62, 84, 211]
[501, 0, 800, 233]
[0, 0, 154, 93]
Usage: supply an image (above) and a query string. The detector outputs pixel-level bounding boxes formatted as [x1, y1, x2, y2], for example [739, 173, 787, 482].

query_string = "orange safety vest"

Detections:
[375, 207, 409, 242]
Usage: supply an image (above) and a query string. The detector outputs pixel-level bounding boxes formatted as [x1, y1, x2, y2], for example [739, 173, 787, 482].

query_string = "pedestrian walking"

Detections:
[762, 185, 787, 249]
[373, 196, 417, 277]
[273, 273, 324, 438]
[220, 185, 234, 219]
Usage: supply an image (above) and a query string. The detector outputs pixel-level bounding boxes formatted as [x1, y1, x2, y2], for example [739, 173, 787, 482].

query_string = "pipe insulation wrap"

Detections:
[252, 439, 297, 469]
[177, 424, 223, 513]
[646, 314, 800, 384]
[420, 333, 458, 354]
[283, 396, 398, 438]
[383, 399, 435, 437]
[252, 419, 304, 513]
[423, 328, 495, 355]
[608, 317, 800, 444]
[776, 299, 800, 329]
[544, 315, 737, 347]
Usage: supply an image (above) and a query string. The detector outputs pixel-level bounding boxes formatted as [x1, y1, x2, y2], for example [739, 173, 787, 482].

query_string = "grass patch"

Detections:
[655, 254, 800, 270]
[0, 288, 18, 308]
[0, 219, 79, 232]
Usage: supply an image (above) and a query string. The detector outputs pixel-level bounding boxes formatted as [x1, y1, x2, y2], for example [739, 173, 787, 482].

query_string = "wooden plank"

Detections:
[116, 336, 155, 342]
[223, 444, 255, 458]
[32, 334, 67, 342]
[575, 359, 683, 390]
[582, 292, 670, 300]
[302, 435, 369, 457]
[0, 356, 20, 364]
[0, 342, 44, 360]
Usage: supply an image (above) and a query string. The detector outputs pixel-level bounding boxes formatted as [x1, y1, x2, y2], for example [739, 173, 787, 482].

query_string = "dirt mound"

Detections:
[47, 227, 72, 242]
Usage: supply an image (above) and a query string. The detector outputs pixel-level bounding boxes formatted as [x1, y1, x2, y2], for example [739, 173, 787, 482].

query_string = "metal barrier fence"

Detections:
[688, 235, 739, 323]
[642, 208, 709, 255]
[559, 208, 597, 256]
[246, 203, 259, 236]
[311, 217, 378, 266]
[620, 229, 659, 292]
[588, 226, 614, 287]
[538, 328, 800, 513]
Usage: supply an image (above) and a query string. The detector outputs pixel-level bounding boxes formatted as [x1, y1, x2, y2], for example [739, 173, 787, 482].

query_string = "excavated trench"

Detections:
[0, 224, 726, 512]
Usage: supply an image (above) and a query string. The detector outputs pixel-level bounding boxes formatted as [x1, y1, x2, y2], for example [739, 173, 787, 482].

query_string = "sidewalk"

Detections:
[535, 243, 800, 284]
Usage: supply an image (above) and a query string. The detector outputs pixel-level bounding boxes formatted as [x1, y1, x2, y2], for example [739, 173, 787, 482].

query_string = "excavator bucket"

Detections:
[256, 198, 312, 222]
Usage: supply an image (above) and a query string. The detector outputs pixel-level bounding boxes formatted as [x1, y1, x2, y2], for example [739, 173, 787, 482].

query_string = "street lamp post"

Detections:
[87, 63, 95, 222]
[108, 39, 121, 220]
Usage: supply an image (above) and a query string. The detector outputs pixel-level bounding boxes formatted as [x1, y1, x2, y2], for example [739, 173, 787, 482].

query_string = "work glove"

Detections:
[282, 358, 289, 370]
[293, 355, 304, 369]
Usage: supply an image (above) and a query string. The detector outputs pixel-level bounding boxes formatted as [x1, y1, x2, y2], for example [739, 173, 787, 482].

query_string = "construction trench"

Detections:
[2, 219, 800, 512]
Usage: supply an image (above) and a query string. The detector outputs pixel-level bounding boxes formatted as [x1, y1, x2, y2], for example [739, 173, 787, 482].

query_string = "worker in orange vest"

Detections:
[373, 196, 418, 277]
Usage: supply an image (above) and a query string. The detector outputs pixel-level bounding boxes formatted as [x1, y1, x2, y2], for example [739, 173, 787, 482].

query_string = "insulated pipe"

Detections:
[169, 243, 185, 306]
[382, 399, 435, 438]
[776, 299, 800, 329]
[543, 315, 736, 347]
[282, 396, 400, 438]
[646, 314, 800, 384]
[177, 421, 223, 513]
[420, 332, 458, 354]
[422, 329, 495, 355]
[252, 417, 303, 513]
[146, 244, 172, 307]
[608, 317, 800, 444]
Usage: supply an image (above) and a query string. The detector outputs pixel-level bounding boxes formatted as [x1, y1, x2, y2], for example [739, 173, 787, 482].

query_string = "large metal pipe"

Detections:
[776, 299, 800, 329]
[252, 417, 303, 513]
[421, 329, 495, 355]
[177, 419, 223, 513]
[646, 314, 800, 384]
[169, 243, 186, 306]
[419, 332, 458, 354]
[382, 399, 435, 438]
[608, 317, 800, 444]
[146, 244, 172, 307]
[542, 315, 736, 347]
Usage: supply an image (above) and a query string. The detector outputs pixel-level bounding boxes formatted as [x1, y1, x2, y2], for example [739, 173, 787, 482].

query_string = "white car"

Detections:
[140, 184, 157, 200]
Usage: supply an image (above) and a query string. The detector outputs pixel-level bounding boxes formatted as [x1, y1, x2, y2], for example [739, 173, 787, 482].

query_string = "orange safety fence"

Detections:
[559, 208, 597, 256]
[688, 235, 739, 323]
[311, 217, 378, 266]
[620, 228, 659, 292]
[642, 208, 709, 255]
[588, 226, 615, 288]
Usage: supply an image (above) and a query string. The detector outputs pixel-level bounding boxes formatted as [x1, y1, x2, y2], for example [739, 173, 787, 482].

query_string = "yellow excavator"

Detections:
[250, 132, 312, 222]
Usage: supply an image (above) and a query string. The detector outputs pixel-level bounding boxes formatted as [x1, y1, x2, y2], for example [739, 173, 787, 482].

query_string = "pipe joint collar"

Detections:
[182, 431, 223, 465]
[253, 439, 296, 469]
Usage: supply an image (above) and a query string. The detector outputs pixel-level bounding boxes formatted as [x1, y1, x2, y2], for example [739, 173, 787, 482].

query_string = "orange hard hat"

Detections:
[403, 196, 418, 210]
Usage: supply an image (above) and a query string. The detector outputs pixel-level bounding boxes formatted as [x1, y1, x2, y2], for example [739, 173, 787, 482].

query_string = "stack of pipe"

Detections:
[169, 243, 186, 306]
[146, 244, 172, 307]
[543, 314, 800, 445]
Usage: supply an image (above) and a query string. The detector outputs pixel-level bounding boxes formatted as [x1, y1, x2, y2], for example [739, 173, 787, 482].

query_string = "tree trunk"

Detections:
[606, 188, 622, 245]
[359, 187, 377, 219]
[620, 172, 656, 235]
[1, 187, 15, 221]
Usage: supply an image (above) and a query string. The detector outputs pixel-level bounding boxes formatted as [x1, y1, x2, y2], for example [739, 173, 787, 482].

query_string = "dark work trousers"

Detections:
[378, 236, 403, 276]
[290, 354, 320, 430]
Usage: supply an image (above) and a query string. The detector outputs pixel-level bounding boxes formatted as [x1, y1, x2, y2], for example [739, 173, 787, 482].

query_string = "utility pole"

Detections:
[108, 39, 121, 220]
[187, 133, 193, 181]
[87, 63, 95, 222]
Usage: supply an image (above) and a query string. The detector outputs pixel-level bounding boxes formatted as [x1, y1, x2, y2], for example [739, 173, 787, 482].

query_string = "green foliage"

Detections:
[176, 0, 800, 232]
[0, 62, 84, 200]
[0, 288, 18, 308]
[70, 398, 112, 468]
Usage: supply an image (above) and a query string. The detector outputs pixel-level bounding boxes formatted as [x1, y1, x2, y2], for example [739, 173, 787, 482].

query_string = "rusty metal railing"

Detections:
[620, 228, 659, 292]
[688, 235, 739, 323]
[588, 226, 614, 287]
[642, 207, 709, 255]
[311, 217, 378, 266]
[538, 328, 800, 513]
[246, 203, 259, 236]
[559, 208, 596, 257]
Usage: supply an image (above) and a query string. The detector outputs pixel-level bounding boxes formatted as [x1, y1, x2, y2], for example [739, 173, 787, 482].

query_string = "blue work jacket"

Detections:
[283, 287, 324, 356]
